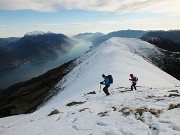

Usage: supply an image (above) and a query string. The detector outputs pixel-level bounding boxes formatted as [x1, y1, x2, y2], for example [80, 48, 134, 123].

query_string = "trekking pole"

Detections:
[100, 84, 101, 92]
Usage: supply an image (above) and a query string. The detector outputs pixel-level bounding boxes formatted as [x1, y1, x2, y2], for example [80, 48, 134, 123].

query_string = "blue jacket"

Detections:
[102, 76, 110, 86]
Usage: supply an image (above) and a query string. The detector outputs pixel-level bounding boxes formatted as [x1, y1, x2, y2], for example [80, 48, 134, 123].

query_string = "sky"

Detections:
[0, 0, 180, 38]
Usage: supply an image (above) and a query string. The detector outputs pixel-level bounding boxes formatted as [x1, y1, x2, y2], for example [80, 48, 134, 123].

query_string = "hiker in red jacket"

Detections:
[129, 74, 138, 91]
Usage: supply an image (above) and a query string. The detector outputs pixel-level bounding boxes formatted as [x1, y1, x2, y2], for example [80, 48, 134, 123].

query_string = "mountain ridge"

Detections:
[92, 30, 147, 46]
[0, 37, 179, 135]
[0, 32, 77, 72]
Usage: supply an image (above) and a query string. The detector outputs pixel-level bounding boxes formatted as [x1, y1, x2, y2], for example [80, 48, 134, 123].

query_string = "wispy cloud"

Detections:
[0, 0, 179, 15]
[0, 25, 6, 28]
[28, 23, 88, 28]
[26, 21, 118, 28]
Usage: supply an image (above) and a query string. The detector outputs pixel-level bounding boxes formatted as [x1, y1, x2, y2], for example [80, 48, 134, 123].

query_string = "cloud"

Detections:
[0, 25, 6, 28]
[29, 23, 87, 28]
[26, 21, 118, 28]
[0, 0, 180, 15]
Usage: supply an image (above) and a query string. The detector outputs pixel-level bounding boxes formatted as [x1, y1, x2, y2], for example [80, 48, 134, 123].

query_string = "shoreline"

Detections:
[0, 59, 76, 118]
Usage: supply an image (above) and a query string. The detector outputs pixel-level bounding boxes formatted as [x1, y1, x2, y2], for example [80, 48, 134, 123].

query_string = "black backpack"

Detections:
[134, 76, 138, 82]
[108, 75, 113, 84]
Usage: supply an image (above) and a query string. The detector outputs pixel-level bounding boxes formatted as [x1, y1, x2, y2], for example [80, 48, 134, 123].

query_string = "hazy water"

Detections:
[0, 39, 92, 89]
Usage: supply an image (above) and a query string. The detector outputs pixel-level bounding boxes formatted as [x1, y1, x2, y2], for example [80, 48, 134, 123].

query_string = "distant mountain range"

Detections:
[0, 36, 179, 132]
[1, 29, 180, 79]
[0, 37, 20, 50]
[141, 30, 180, 52]
[141, 30, 180, 43]
[73, 32, 104, 41]
[139, 30, 180, 80]
[0, 32, 77, 71]
[91, 30, 147, 46]
[141, 36, 180, 52]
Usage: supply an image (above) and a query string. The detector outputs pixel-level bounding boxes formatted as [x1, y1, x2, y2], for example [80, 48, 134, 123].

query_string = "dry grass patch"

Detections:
[119, 107, 133, 116]
[168, 103, 180, 110]
[146, 96, 164, 101]
[97, 110, 109, 117]
[134, 107, 161, 117]
[118, 107, 162, 117]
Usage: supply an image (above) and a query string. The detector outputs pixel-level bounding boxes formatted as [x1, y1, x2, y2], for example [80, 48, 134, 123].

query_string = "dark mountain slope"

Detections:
[141, 30, 180, 43]
[141, 36, 180, 52]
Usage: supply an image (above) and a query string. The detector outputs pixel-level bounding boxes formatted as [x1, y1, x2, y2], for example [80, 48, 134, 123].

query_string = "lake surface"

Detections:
[0, 39, 92, 89]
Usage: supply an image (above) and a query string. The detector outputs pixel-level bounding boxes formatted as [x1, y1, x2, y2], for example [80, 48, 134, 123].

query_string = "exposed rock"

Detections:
[66, 101, 86, 107]
[168, 94, 180, 97]
[168, 90, 179, 93]
[48, 109, 60, 116]
[79, 108, 89, 112]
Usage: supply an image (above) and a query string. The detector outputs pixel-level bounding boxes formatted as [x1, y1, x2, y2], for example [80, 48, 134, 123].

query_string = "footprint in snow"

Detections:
[169, 124, 180, 131]
[105, 131, 121, 135]
[97, 122, 108, 126]
[68, 117, 77, 123]
[158, 120, 171, 124]
[72, 125, 79, 130]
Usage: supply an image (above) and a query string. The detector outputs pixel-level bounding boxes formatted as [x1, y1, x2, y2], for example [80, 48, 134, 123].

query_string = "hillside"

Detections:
[141, 30, 180, 43]
[12, 32, 77, 61]
[0, 32, 77, 71]
[141, 31, 180, 80]
[0, 37, 179, 135]
[141, 37, 180, 52]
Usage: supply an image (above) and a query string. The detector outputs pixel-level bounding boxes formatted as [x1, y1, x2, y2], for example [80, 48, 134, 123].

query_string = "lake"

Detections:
[0, 39, 92, 89]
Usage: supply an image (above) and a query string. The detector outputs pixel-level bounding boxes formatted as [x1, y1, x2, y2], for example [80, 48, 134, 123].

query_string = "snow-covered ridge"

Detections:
[57, 37, 177, 97]
[24, 31, 53, 36]
[0, 37, 179, 135]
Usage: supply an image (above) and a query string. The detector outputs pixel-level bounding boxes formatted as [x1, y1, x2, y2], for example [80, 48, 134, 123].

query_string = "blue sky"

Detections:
[0, 0, 180, 37]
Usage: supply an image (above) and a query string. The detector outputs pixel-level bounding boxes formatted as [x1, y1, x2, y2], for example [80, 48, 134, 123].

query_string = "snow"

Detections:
[24, 31, 53, 36]
[0, 37, 179, 135]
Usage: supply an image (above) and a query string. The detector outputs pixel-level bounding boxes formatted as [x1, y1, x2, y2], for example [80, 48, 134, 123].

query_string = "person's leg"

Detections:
[106, 85, 110, 95]
[103, 85, 110, 95]
[133, 83, 137, 90]
[131, 84, 133, 91]
[103, 86, 108, 95]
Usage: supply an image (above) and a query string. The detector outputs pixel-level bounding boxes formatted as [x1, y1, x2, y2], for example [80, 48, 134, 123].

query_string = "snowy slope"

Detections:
[0, 37, 180, 135]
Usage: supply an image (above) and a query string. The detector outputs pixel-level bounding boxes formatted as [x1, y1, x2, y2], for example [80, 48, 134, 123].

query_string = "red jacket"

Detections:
[129, 76, 137, 84]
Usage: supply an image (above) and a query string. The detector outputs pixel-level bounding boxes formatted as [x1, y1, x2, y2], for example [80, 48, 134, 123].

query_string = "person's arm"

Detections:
[100, 79, 105, 85]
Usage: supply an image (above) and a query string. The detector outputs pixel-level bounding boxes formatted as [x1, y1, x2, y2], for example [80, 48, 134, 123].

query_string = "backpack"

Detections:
[134, 76, 138, 82]
[108, 75, 113, 84]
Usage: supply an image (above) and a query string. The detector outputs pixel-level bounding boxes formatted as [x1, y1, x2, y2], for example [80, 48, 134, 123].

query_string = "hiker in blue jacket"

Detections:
[100, 74, 110, 96]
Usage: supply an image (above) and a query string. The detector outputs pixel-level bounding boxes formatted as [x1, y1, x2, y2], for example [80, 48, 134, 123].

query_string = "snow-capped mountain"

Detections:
[0, 37, 179, 135]
[0, 32, 78, 72]
[73, 32, 104, 41]
[24, 31, 53, 37]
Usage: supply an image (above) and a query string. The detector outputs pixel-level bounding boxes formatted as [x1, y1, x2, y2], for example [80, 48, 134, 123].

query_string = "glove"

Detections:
[100, 82, 103, 84]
